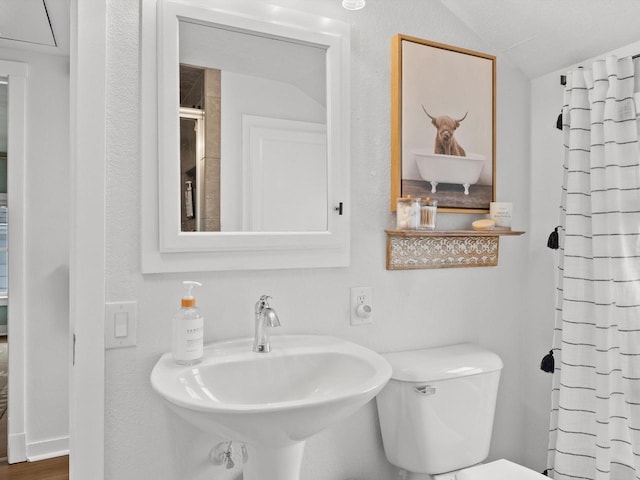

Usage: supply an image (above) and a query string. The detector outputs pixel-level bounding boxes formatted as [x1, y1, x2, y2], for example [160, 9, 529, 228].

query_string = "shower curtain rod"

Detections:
[561, 53, 640, 85]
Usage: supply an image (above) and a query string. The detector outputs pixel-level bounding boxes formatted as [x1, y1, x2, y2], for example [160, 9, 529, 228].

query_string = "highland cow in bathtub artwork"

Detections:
[391, 35, 496, 213]
[422, 106, 467, 156]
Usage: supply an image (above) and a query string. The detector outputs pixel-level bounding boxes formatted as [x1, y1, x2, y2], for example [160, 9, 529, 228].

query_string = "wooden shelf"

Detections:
[386, 229, 525, 237]
[385, 229, 525, 270]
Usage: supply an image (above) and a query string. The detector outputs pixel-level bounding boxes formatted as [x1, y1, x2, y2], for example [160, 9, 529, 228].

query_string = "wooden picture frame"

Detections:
[391, 35, 496, 213]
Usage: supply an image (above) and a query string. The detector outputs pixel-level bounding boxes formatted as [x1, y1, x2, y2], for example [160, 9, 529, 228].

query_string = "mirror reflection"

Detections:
[178, 20, 328, 233]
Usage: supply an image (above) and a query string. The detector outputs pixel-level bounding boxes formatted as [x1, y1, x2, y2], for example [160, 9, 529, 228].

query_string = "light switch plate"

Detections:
[105, 301, 137, 349]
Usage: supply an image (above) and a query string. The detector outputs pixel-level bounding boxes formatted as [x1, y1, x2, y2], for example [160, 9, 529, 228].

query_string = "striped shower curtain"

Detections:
[547, 56, 640, 479]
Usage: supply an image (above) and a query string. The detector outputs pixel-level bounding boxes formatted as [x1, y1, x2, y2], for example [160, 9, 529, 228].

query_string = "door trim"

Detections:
[69, 1, 106, 478]
[0, 59, 28, 464]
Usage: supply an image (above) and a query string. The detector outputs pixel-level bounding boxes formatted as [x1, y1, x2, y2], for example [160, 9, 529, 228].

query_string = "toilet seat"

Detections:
[455, 459, 547, 479]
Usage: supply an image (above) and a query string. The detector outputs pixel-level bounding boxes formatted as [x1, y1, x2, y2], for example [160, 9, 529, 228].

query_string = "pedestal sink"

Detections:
[150, 334, 392, 480]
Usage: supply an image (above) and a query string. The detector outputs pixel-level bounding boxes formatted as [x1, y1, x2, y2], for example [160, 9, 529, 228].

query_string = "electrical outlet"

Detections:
[350, 286, 373, 326]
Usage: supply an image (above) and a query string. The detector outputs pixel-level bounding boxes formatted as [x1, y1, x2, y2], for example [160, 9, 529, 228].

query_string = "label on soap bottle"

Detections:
[173, 314, 203, 364]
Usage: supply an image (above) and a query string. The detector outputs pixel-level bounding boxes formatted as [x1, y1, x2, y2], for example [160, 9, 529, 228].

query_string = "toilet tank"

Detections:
[376, 343, 503, 475]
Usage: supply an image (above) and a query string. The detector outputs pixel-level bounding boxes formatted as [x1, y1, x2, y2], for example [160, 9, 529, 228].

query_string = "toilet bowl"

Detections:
[376, 344, 545, 479]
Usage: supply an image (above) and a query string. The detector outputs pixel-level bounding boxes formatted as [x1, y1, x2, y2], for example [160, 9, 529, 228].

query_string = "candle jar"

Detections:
[396, 197, 420, 230]
[419, 198, 438, 230]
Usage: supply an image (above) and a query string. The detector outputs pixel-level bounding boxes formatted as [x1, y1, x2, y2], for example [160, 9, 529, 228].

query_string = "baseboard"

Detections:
[26, 436, 69, 462]
[8, 432, 26, 463]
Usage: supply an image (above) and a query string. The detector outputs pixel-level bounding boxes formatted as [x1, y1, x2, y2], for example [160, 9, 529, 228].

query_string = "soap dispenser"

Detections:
[172, 280, 204, 365]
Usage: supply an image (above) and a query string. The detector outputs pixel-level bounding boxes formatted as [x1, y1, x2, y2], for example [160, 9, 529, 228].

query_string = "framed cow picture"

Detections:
[390, 35, 496, 213]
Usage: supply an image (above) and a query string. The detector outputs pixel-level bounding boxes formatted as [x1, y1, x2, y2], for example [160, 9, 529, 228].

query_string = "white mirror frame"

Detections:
[141, 0, 351, 273]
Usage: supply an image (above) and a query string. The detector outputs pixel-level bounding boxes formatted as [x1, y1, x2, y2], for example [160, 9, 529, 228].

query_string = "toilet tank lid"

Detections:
[382, 343, 503, 382]
[457, 459, 548, 480]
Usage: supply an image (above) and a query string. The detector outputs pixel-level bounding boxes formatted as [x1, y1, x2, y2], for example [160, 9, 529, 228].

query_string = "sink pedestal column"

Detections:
[243, 442, 306, 480]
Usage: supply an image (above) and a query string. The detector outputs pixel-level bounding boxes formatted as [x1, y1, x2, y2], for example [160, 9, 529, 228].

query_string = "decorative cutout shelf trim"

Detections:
[385, 229, 525, 270]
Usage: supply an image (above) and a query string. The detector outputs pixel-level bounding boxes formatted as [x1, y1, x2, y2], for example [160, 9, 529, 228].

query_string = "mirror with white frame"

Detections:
[141, 0, 350, 272]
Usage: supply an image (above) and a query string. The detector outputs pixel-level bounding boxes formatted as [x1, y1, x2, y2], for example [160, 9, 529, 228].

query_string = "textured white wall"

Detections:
[524, 72, 563, 474]
[0, 47, 70, 450]
[105, 1, 532, 479]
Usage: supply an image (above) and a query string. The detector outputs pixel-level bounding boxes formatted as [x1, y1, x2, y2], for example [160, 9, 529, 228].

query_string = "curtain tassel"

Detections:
[556, 112, 563, 130]
[547, 227, 559, 250]
[540, 350, 555, 373]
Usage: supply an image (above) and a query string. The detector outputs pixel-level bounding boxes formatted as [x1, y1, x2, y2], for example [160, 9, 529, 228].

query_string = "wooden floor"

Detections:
[0, 456, 69, 480]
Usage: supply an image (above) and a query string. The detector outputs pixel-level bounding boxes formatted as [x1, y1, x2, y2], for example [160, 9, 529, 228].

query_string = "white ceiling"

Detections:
[438, 0, 640, 79]
[0, 0, 638, 78]
[0, 0, 69, 54]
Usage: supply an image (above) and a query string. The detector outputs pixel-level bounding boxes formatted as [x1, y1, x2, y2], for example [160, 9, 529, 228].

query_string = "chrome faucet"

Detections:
[253, 295, 281, 353]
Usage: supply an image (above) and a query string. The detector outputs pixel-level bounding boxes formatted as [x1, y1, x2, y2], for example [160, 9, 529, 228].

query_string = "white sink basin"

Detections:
[150, 334, 391, 480]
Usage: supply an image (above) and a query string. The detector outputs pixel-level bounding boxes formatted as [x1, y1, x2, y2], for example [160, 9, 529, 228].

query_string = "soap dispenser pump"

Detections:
[172, 280, 204, 365]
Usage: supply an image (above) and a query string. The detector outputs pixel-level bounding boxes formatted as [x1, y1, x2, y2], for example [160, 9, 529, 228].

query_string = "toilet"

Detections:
[376, 343, 547, 479]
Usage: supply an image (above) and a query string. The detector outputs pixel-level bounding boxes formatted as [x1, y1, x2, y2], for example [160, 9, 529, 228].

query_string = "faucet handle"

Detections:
[255, 294, 272, 312]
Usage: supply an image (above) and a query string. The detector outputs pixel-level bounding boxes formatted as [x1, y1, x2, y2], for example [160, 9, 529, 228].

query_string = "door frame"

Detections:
[0, 59, 28, 464]
[69, 0, 106, 478]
